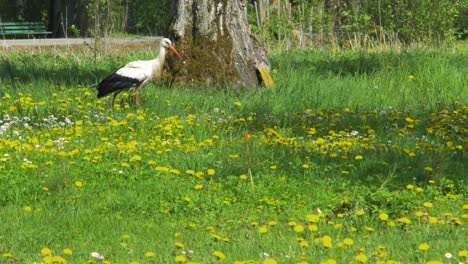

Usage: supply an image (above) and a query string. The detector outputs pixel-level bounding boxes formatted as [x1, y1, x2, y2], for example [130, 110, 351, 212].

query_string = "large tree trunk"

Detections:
[168, 0, 270, 87]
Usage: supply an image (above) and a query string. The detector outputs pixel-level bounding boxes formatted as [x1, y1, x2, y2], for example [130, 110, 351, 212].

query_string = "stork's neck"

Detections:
[155, 45, 167, 66]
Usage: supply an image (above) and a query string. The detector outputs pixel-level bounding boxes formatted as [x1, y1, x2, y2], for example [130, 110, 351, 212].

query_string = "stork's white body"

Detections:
[97, 38, 182, 105]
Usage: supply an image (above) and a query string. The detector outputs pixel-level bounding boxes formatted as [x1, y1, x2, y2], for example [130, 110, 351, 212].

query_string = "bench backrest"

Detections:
[0, 22, 51, 35]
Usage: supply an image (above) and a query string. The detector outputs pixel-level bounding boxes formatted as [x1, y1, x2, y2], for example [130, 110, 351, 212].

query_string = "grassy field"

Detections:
[0, 43, 467, 264]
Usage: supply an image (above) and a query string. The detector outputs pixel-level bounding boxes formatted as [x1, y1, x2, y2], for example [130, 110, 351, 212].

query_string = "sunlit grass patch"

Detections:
[0, 47, 466, 263]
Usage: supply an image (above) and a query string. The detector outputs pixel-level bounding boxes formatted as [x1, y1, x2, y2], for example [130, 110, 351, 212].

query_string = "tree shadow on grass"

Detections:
[0, 55, 115, 87]
[276, 51, 394, 77]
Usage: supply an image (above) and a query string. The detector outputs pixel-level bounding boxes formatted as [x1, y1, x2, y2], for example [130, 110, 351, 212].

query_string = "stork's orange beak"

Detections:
[169, 45, 182, 60]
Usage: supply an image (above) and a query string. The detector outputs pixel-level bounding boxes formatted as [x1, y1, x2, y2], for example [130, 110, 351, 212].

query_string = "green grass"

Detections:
[0, 46, 466, 263]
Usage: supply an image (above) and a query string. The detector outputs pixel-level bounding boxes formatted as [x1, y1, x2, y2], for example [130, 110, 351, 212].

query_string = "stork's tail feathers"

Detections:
[97, 73, 142, 98]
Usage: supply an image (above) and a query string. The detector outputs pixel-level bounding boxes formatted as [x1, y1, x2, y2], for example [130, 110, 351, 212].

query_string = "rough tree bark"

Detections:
[167, 0, 270, 87]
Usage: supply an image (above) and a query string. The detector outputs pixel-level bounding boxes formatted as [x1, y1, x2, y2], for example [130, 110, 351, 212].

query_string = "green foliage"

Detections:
[251, 0, 468, 48]
[0, 46, 466, 263]
[85, 0, 172, 37]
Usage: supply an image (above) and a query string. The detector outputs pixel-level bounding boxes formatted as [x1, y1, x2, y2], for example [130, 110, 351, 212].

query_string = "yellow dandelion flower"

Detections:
[306, 214, 320, 223]
[424, 166, 433, 172]
[175, 241, 184, 248]
[365, 226, 375, 232]
[397, 217, 411, 225]
[268, 220, 277, 226]
[355, 155, 363, 160]
[356, 209, 365, 216]
[458, 249, 468, 257]
[462, 204, 468, 210]
[129, 155, 142, 162]
[406, 184, 414, 190]
[186, 170, 195, 175]
[239, 174, 248, 180]
[355, 253, 368, 263]
[321, 235, 333, 248]
[175, 255, 186, 263]
[63, 248, 73, 255]
[308, 224, 318, 232]
[418, 243, 430, 251]
[194, 184, 203, 190]
[258, 225, 268, 234]
[379, 213, 389, 221]
[294, 224, 305, 233]
[423, 202, 433, 208]
[297, 237, 309, 247]
[40, 247, 52, 256]
[50, 256, 67, 263]
[270, 165, 277, 170]
[23, 205, 32, 212]
[263, 258, 278, 264]
[348, 226, 358, 232]
[451, 217, 461, 225]
[320, 259, 337, 264]
[121, 234, 130, 239]
[170, 169, 181, 175]
[302, 164, 309, 169]
[2, 253, 12, 258]
[334, 223, 343, 229]
[145, 251, 155, 257]
[234, 101, 241, 106]
[207, 169, 215, 176]
[416, 187, 423, 193]
[343, 238, 354, 246]
[414, 211, 424, 217]
[130, 261, 140, 264]
[213, 250, 226, 260]
[425, 261, 443, 264]
[74, 181, 83, 187]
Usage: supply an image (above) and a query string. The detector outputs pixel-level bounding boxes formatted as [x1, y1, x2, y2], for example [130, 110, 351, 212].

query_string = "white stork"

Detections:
[97, 38, 182, 106]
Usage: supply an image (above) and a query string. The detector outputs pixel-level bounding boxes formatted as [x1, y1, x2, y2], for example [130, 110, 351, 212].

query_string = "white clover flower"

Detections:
[444, 252, 452, 259]
[90, 252, 104, 260]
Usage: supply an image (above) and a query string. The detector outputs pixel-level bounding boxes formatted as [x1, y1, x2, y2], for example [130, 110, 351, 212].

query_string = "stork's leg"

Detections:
[112, 90, 123, 107]
[135, 92, 139, 106]
[112, 93, 118, 107]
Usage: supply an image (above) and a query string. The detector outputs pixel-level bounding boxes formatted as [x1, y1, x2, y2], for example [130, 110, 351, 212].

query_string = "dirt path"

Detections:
[1, 36, 161, 48]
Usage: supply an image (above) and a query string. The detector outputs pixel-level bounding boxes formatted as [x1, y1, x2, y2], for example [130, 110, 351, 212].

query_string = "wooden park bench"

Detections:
[0, 22, 51, 38]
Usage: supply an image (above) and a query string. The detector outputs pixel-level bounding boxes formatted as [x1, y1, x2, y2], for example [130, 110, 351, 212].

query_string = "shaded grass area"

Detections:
[0, 47, 466, 263]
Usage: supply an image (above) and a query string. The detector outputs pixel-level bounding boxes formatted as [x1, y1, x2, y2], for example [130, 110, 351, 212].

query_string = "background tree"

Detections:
[167, 0, 270, 87]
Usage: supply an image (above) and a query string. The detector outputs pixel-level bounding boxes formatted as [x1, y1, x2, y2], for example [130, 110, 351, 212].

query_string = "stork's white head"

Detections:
[160, 38, 182, 60]
[160, 38, 172, 48]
